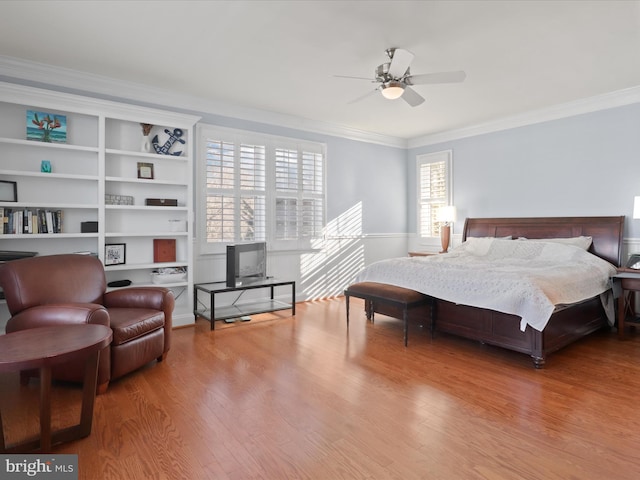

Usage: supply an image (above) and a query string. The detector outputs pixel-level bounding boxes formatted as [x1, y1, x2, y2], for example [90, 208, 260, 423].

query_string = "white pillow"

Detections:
[464, 236, 512, 255]
[517, 236, 592, 250]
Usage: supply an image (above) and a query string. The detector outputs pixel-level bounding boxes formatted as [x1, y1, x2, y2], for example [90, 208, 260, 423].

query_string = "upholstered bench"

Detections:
[344, 282, 433, 346]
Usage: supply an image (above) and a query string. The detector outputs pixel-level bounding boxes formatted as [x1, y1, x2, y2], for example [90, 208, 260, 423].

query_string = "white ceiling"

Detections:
[1, 0, 640, 141]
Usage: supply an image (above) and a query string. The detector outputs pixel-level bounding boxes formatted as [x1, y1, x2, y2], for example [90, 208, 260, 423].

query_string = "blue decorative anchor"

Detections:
[152, 128, 186, 156]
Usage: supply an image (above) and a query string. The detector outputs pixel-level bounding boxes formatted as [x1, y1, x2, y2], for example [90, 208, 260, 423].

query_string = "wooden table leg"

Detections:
[619, 291, 629, 340]
[0, 409, 5, 451]
[78, 350, 100, 437]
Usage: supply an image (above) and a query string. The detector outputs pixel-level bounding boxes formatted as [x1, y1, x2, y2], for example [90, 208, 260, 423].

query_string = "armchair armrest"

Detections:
[103, 287, 174, 312]
[5, 303, 109, 333]
[103, 287, 175, 352]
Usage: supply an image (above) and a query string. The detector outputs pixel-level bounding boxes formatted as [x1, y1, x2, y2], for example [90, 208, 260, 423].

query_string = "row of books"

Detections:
[1, 208, 64, 235]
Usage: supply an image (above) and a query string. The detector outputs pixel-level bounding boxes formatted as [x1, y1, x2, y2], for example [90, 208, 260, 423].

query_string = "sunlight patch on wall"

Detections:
[301, 202, 365, 299]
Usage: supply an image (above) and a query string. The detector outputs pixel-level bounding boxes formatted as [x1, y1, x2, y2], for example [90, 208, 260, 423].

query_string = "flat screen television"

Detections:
[226, 242, 267, 287]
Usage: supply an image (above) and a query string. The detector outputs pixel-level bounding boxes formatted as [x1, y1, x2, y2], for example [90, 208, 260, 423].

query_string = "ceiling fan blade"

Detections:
[401, 86, 425, 107]
[388, 48, 414, 78]
[406, 70, 467, 85]
[334, 75, 375, 81]
[347, 88, 380, 105]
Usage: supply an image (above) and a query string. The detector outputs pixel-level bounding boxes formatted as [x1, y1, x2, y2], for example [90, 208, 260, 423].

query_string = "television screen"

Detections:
[226, 242, 267, 287]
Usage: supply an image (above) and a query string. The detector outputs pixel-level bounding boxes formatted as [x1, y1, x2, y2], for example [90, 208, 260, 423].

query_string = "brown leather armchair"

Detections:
[0, 254, 174, 393]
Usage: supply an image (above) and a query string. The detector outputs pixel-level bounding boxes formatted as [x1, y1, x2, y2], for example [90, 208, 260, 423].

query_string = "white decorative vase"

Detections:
[141, 135, 152, 153]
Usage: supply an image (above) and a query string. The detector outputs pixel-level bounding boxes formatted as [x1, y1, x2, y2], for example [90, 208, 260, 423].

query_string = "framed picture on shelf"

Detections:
[26, 110, 67, 143]
[0, 180, 17, 202]
[137, 162, 154, 179]
[105, 243, 126, 265]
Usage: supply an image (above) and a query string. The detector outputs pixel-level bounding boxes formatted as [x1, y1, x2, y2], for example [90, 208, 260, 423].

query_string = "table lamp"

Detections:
[634, 196, 640, 219]
[437, 206, 457, 253]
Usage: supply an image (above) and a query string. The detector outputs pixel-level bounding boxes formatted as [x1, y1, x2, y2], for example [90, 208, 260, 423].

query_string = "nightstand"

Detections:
[612, 270, 640, 339]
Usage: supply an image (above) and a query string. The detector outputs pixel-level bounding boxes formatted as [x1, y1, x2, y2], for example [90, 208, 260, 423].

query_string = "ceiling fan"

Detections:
[336, 48, 466, 107]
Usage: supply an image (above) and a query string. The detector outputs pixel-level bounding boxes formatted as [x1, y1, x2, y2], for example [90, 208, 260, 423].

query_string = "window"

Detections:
[197, 125, 326, 253]
[417, 150, 452, 237]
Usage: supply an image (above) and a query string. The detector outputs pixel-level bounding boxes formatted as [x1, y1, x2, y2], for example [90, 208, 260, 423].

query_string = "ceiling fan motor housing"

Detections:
[376, 63, 410, 83]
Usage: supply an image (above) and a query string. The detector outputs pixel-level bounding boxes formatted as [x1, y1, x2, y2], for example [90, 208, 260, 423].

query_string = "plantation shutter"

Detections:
[205, 140, 235, 242]
[238, 143, 266, 241]
[197, 125, 326, 253]
[275, 148, 324, 240]
[204, 139, 266, 243]
[418, 152, 451, 237]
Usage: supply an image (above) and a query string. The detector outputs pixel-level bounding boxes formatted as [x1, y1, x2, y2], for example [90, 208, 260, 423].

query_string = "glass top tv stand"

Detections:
[193, 278, 296, 330]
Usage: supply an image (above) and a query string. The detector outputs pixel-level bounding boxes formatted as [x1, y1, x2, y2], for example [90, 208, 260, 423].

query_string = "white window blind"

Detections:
[417, 151, 452, 237]
[197, 125, 326, 253]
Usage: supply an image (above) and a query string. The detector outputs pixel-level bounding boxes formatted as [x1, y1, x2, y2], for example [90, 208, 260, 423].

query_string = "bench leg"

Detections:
[403, 308, 409, 347]
[429, 301, 435, 336]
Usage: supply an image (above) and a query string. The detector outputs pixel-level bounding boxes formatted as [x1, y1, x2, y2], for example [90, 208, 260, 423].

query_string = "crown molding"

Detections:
[0, 80, 201, 127]
[0, 55, 406, 149]
[407, 86, 640, 149]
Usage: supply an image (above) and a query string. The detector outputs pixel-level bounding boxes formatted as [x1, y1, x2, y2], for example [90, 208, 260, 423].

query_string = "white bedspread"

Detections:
[354, 238, 617, 332]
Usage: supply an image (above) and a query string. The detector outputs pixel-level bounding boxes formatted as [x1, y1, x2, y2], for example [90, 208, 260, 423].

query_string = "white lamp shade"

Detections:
[437, 206, 457, 223]
[634, 196, 640, 219]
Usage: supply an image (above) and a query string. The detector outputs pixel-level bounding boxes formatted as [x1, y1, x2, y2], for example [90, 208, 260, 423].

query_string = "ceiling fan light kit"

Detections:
[338, 47, 466, 107]
[381, 81, 405, 100]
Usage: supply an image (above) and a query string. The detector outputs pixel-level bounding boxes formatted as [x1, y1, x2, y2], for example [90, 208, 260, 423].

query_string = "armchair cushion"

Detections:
[108, 308, 164, 346]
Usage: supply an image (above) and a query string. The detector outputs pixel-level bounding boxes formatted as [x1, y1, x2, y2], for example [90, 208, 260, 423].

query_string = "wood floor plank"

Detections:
[1, 297, 640, 479]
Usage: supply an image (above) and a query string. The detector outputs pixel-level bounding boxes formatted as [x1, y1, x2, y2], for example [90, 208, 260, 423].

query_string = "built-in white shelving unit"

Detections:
[0, 82, 201, 327]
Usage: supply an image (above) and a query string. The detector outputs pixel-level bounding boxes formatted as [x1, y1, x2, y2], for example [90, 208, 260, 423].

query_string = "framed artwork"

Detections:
[105, 243, 126, 265]
[26, 110, 67, 143]
[137, 162, 154, 179]
[0, 180, 17, 202]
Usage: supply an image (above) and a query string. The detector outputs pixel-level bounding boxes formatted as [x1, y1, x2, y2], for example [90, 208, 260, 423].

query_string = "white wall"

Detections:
[408, 103, 640, 251]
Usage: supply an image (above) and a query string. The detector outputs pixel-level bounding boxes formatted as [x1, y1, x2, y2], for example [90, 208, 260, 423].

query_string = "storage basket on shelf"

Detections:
[150, 267, 187, 284]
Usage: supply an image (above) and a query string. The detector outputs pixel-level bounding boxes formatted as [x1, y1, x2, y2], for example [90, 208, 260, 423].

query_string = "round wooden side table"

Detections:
[0, 324, 112, 453]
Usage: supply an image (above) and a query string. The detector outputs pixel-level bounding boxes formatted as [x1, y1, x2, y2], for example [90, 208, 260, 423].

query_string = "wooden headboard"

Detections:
[462, 216, 625, 267]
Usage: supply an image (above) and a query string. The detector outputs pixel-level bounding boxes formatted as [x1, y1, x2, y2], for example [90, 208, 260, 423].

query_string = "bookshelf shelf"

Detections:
[104, 205, 188, 211]
[0, 232, 99, 239]
[0, 202, 99, 209]
[0, 169, 99, 181]
[105, 261, 188, 271]
[105, 231, 188, 238]
[106, 148, 190, 161]
[105, 176, 188, 186]
[0, 137, 99, 153]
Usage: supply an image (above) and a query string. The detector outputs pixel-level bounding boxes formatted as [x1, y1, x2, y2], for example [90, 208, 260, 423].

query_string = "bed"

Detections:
[354, 216, 624, 367]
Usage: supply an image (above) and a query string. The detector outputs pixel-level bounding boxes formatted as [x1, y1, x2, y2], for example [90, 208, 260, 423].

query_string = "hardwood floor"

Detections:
[2, 297, 640, 479]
